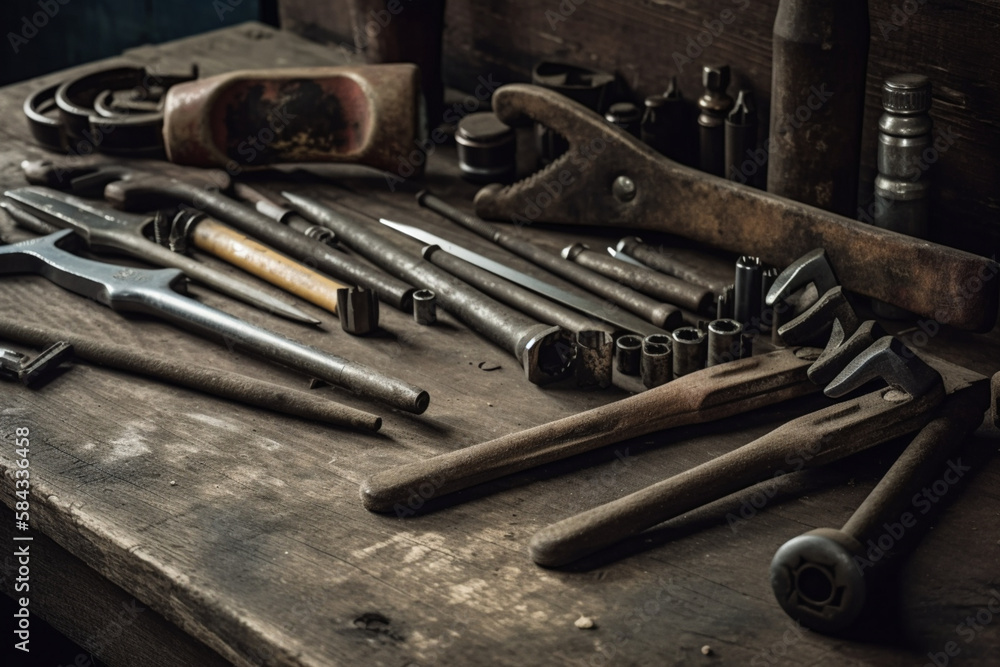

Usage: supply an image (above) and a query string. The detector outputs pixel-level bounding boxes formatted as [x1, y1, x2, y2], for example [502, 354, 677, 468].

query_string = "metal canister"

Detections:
[606, 102, 642, 138]
[456, 112, 516, 184]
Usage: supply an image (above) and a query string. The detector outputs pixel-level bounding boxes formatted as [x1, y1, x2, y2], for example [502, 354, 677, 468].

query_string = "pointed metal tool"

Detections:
[3, 187, 318, 325]
[0, 231, 429, 414]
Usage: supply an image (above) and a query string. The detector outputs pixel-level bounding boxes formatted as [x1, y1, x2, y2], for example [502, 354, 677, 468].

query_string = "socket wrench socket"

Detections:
[671, 326, 707, 377]
[615, 334, 643, 376]
[707, 318, 744, 366]
[412, 289, 437, 325]
[641, 334, 673, 388]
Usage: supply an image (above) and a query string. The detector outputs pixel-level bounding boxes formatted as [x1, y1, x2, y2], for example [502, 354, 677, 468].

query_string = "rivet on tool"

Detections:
[612, 176, 637, 202]
[412, 289, 437, 325]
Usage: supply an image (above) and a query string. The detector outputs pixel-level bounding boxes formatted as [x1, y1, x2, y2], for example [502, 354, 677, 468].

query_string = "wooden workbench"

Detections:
[2, 23, 999, 667]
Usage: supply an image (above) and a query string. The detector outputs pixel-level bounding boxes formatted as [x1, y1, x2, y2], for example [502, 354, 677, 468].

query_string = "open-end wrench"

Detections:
[4, 187, 317, 325]
[473, 84, 998, 332]
[0, 231, 429, 414]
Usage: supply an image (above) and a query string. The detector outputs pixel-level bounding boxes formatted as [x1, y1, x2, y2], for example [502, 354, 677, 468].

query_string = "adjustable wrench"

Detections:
[473, 84, 998, 332]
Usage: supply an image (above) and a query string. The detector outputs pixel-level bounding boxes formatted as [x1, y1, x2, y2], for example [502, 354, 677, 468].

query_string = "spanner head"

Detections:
[824, 336, 942, 399]
[777, 285, 860, 347]
[766, 248, 838, 307]
[807, 320, 888, 387]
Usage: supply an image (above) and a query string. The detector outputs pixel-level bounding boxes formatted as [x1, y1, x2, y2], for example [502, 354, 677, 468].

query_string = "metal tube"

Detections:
[707, 318, 744, 367]
[616, 236, 733, 294]
[672, 327, 707, 377]
[615, 335, 642, 376]
[734, 255, 763, 330]
[104, 176, 415, 311]
[562, 243, 714, 314]
[417, 192, 683, 329]
[283, 193, 576, 385]
[641, 334, 673, 388]
[412, 289, 436, 325]
[423, 244, 614, 336]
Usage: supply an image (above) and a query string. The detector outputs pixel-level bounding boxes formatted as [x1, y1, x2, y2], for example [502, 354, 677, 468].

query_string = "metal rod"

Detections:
[416, 191, 683, 330]
[283, 193, 577, 386]
[0, 319, 382, 431]
[616, 236, 733, 294]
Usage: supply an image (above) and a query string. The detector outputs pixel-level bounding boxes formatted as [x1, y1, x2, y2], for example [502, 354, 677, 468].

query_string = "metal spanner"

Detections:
[4, 186, 317, 325]
[0, 231, 429, 414]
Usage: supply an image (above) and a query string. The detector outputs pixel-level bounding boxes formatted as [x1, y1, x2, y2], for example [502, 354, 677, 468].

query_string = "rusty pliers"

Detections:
[472, 84, 998, 332]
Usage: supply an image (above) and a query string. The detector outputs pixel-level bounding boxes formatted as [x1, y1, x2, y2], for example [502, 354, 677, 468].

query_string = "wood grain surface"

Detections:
[1, 23, 999, 667]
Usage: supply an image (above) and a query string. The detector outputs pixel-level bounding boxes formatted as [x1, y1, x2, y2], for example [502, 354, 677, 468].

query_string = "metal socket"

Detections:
[734, 255, 763, 330]
[412, 289, 437, 325]
[641, 334, 673, 388]
[337, 286, 380, 335]
[707, 318, 744, 366]
[576, 330, 613, 389]
[717, 284, 735, 319]
[615, 335, 643, 376]
[672, 327, 707, 377]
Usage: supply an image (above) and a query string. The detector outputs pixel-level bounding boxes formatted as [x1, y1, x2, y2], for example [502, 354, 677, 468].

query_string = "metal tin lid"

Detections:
[882, 74, 932, 114]
[456, 112, 514, 146]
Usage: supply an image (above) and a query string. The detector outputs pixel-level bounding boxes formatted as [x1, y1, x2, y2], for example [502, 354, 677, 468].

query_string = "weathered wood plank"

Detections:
[1, 22, 999, 667]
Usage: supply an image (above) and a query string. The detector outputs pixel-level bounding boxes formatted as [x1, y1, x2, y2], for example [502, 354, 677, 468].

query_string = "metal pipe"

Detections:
[283, 193, 577, 386]
[563, 243, 714, 314]
[417, 191, 683, 329]
[616, 236, 733, 294]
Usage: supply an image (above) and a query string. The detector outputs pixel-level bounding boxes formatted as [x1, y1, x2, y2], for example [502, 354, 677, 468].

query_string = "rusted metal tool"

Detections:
[283, 193, 577, 386]
[3, 187, 317, 325]
[0, 231, 428, 414]
[472, 84, 998, 332]
[0, 320, 381, 431]
[562, 243, 715, 315]
[20, 160, 416, 312]
[615, 237, 733, 295]
[162, 65, 425, 174]
[771, 384, 990, 633]
[417, 191, 685, 330]
[528, 336, 975, 568]
[169, 207, 343, 317]
[0, 341, 73, 387]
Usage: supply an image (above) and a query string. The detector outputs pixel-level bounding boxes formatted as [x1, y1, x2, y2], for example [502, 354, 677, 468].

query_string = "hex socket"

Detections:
[707, 318, 744, 366]
[412, 289, 437, 325]
[641, 334, 673, 388]
[615, 335, 643, 376]
[671, 327, 707, 377]
[576, 330, 613, 389]
[734, 255, 763, 330]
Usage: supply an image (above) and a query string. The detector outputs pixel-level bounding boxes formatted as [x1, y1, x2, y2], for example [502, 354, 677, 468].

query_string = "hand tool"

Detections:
[528, 336, 969, 567]
[641, 334, 672, 389]
[412, 289, 437, 325]
[162, 65, 425, 174]
[0, 231, 428, 414]
[422, 245, 615, 339]
[169, 207, 343, 317]
[707, 319, 744, 367]
[232, 182, 337, 245]
[358, 247, 850, 513]
[0, 319, 381, 431]
[456, 112, 516, 184]
[337, 286, 379, 335]
[0, 341, 73, 387]
[647, 77, 690, 165]
[361, 345, 824, 513]
[576, 331, 613, 389]
[1, 200, 60, 236]
[725, 89, 759, 186]
[79, 169, 416, 312]
[760, 266, 779, 334]
[871, 74, 933, 320]
[283, 193, 577, 386]
[25, 64, 197, 155]
[531, 61, 615, 164]
[615, 335, 643, 377]
[415, 191, 685, 330]
[697, 65, 734, 177]
[471, 84, 999, 332]
[768, 0, 869, 217]
[671, 327, 707, 377]
[385, 216, 663, 337]
[562, 243, 715, 315]
[734, 255, 763, 330]
[605, 102, 641, 138]
[614, 236, 734, 294]
[3, 187, 317, 325]
[770, 384, 989, 633]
